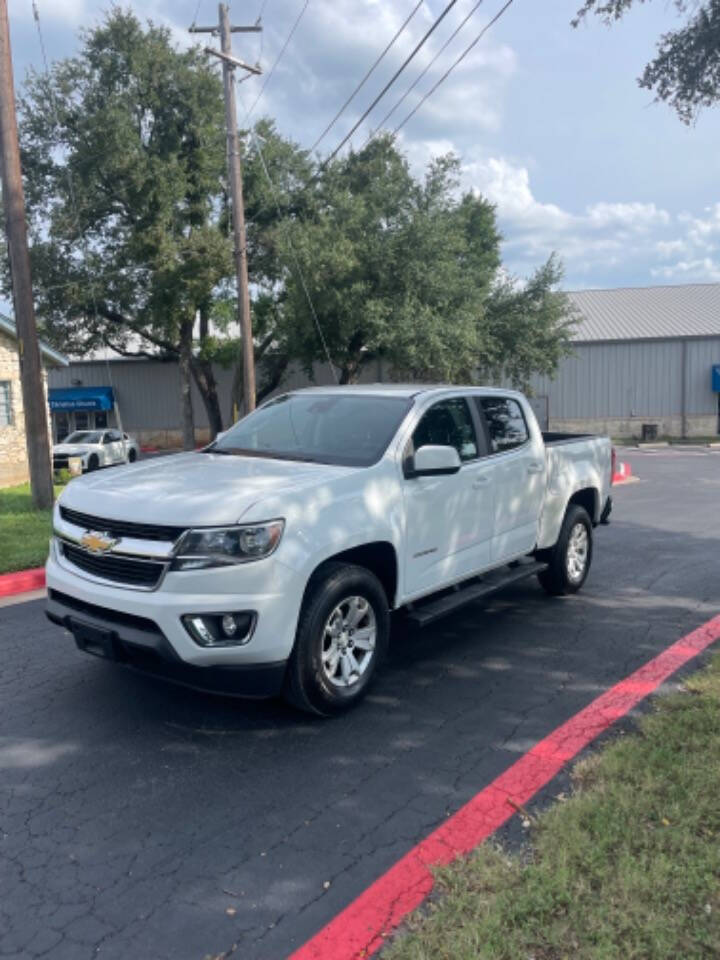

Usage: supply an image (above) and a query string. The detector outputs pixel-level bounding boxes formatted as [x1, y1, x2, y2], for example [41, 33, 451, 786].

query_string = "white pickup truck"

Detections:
[46, 385, 613, 714]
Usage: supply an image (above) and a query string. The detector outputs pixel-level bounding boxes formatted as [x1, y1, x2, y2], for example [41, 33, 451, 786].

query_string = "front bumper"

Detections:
[46, 539, 304, 670]
[46, 589, 287, 698]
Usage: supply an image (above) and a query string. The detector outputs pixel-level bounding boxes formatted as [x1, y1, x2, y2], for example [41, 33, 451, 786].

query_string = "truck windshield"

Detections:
[211, 393, 412, 467]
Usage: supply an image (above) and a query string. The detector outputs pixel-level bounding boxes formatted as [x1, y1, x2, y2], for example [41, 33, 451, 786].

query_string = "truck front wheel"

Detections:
[283, 562, 390, 716]
[538, 504, 593, 596]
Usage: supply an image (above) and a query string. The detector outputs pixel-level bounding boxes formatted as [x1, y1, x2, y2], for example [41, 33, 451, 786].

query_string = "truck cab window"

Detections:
[412, 398, 478, 462]
[478, 397, 529, 453]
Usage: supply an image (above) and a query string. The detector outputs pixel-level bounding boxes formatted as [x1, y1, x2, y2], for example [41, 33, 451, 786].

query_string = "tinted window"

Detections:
[412, 398, 478, 462]
[478, 397, 529, 453]
[65, 431, 102, 444]
[212, 393, 412, 467]
[107, 430, 123, 441]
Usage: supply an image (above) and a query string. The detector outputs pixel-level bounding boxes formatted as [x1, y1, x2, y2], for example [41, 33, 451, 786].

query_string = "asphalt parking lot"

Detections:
[2, 447, 719, 960]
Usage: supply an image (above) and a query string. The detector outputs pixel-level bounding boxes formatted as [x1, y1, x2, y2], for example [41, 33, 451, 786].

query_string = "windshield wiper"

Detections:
[207, 447, 321, 464]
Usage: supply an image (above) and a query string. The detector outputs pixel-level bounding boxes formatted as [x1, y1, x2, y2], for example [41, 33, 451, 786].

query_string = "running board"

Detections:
[406, 560, 548, 628]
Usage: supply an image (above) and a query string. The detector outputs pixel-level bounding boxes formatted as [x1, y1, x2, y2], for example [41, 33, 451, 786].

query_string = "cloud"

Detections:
[412, 150, 719, 288]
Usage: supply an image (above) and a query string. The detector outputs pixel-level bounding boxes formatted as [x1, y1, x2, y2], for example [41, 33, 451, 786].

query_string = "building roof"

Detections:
[0, 312, 69, 366]
[567, 283, 720, 343]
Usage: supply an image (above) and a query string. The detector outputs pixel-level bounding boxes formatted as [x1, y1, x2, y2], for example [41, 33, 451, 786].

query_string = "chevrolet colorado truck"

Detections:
[46, 385, 614, 715]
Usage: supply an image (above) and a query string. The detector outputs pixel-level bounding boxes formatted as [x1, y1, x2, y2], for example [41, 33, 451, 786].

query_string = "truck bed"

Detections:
[542, 431, 595, 445]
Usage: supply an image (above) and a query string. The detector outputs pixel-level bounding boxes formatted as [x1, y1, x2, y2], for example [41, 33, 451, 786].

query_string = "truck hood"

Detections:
[59, 451, 354, 526]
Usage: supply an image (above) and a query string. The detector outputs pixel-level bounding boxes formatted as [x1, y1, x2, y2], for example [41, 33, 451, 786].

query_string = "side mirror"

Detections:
[409, 444, 461, 477]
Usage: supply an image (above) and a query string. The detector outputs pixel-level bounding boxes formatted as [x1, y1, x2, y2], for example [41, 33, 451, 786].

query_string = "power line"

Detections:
[368, 0, 486, 141]
[237, 86, 339, 384]
[393, 0, 515, 136]
[310, 0, 424, 153]
[190, 0, 204, 29]
[246, 0, 310, 118]
[320, 0, 460, 169]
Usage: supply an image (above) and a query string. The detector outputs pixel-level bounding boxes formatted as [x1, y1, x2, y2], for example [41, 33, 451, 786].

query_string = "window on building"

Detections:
[477, 396, 529, 453]
[0, 381, 12, 427]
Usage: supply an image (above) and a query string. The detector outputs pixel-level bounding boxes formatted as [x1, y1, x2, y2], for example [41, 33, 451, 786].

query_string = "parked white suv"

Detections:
[52, 430, 139, 473]
[46, 386, 613, 714]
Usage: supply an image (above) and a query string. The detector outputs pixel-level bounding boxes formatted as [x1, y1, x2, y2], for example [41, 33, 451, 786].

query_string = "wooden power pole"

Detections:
[191, 5, 261, 414]
[0, 0, 53, 508]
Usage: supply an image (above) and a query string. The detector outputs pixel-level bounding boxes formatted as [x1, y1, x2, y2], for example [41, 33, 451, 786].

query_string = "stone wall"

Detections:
[549, 415, 718, 440]
[135, 427, 212, 451]
[0, 330, 54, 488]
[0, 330, 29, 488]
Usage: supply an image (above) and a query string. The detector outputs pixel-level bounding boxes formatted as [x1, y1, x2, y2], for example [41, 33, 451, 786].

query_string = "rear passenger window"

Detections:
[412, 398, 478, 462]
[478, 397, 529, 453]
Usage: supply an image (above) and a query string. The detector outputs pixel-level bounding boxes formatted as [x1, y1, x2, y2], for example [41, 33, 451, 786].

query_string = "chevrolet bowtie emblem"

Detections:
[80, 531, 119, 554]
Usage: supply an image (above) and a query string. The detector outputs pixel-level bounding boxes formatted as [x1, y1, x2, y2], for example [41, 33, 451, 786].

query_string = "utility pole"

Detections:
[0, 0, 53, 508]
[191, 5, 261, 414]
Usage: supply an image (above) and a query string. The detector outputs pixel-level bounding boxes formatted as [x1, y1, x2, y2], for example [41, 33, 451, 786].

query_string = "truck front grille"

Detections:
[61, 542, 167, 589]
[60, 506, 185, 543]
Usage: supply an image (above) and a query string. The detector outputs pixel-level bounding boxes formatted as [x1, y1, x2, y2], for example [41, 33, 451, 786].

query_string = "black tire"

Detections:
[283, 561, 390, 716]
[86, 454, 99, 472]
[538, 504, 593, 596]
[128, 448, 137, 463]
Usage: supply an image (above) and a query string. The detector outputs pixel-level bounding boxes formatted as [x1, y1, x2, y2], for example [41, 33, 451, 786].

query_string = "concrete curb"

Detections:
[0, 567, 46, 599]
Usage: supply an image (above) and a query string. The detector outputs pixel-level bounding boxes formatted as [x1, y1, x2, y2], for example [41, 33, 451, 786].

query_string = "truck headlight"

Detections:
[171, 520, 284, 571]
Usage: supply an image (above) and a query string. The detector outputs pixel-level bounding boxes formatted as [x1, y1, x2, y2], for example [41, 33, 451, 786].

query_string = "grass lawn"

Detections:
[0, 482, 66, 575]
[386, 653, 720, 960]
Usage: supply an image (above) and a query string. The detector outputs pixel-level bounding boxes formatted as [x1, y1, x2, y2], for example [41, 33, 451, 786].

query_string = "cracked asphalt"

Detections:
[2, 448, 719, 960]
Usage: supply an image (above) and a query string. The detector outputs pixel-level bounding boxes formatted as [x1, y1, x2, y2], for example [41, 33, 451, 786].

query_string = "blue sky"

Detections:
[6, 0, 720, 291]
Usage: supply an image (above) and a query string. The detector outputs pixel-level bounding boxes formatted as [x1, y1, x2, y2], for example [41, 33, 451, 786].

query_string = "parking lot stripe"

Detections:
[289, 614, 720, 960]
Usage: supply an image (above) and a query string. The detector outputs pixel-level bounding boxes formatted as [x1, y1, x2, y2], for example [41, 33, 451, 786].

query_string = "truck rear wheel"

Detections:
[283, 562, 389, 716]
[538, 504, 593, 596]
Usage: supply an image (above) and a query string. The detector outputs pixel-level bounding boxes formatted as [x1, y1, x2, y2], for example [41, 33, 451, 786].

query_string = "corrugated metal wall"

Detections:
[528, 337, 720, 419]
[48, 337, 720, 431]
[49, 360, 236, 430]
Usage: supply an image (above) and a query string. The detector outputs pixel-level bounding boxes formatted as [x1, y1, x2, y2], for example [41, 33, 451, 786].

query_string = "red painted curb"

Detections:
[0, 567, 46, 598]
[290, 614, 720, 960]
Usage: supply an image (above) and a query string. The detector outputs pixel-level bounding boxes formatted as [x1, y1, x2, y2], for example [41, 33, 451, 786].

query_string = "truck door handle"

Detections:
[472, 476, 490, 488]
[527, 462, 544, 475]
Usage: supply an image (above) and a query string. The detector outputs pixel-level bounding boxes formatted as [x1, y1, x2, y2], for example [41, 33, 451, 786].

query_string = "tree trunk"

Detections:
[339, 337, 366, 384]
[191, 357, 223, 439]
[178, 317, 195, 450]
[256, 354, 289, 405]
[193, 305, 223, 440]
[231, 332, 287, 418]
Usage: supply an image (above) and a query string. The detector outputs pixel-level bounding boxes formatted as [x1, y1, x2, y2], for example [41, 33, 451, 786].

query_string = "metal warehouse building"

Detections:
[529, 283, 720, 439]
[47, 282, 720, 445]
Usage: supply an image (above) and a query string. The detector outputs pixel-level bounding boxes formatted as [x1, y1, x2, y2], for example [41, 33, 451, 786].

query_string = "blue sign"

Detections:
[713, 365, 720, 393]
[49, 386, 114, 411]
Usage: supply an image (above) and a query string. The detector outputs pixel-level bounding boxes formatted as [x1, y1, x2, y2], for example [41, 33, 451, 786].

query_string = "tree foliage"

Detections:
[16, 9, 232, 442]
[573, 0, 720, 124]
[272, 137, 573, 389]
[9, 10, 575, 434]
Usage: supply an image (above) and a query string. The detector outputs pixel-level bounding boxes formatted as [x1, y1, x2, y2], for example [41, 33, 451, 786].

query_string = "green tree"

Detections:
[15, 9, 232, 444]
[573, 1, 720, 124]
[273, 136, 572, 388]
